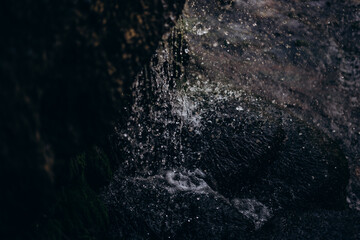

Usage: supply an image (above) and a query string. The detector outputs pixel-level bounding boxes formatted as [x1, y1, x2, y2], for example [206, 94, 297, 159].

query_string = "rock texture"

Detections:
[183, 0, 360, 210]
[104, 12, 353, 237]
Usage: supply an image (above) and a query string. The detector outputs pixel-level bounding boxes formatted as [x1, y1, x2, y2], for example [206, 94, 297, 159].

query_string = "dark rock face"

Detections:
[198, 99, 349, 212]
[178, 0, 360, 238]
[104, 171, 254, 240]
[183, 0, 360, 210]
[256, 210, 360, 240]
[106, 84, 350, 239]
[0, 0, 185, 238]
[4, 0, 356, 238]
[104, 25, 351, 239]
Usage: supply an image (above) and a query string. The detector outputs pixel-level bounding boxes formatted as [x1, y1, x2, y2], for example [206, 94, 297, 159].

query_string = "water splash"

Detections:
[232, 198, 272, 229]
[165, 169, 210, 194]
[110, 26, 273, 231]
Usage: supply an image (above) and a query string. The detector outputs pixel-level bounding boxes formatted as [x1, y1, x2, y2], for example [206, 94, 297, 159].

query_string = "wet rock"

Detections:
[108, 87, 350, 238]
[183, 0, 360, 210]
[255, 209, 360, 240]
[104, 170, 254, 240]
[197, 98, 349, 212]
[108, 45, 349, 240]
[104, 1, 357, 238]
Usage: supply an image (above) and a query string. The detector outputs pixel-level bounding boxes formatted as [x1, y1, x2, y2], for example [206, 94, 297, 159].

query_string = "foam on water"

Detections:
[165, 169, 211, 194]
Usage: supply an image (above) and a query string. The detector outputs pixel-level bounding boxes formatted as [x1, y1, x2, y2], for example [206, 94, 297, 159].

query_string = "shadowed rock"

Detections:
[183, 0, 360, 210]
[197, 97, 348, 212]
[106, 28, 350, 239]
[0, 0, 185, 238]
[107, 87, 350, 239]
[256, 209, 360, 240]
[104, 170, 254, 240]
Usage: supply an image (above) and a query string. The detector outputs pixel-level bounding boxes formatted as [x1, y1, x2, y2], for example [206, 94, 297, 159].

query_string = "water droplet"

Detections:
[236, 106, 244, 111]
